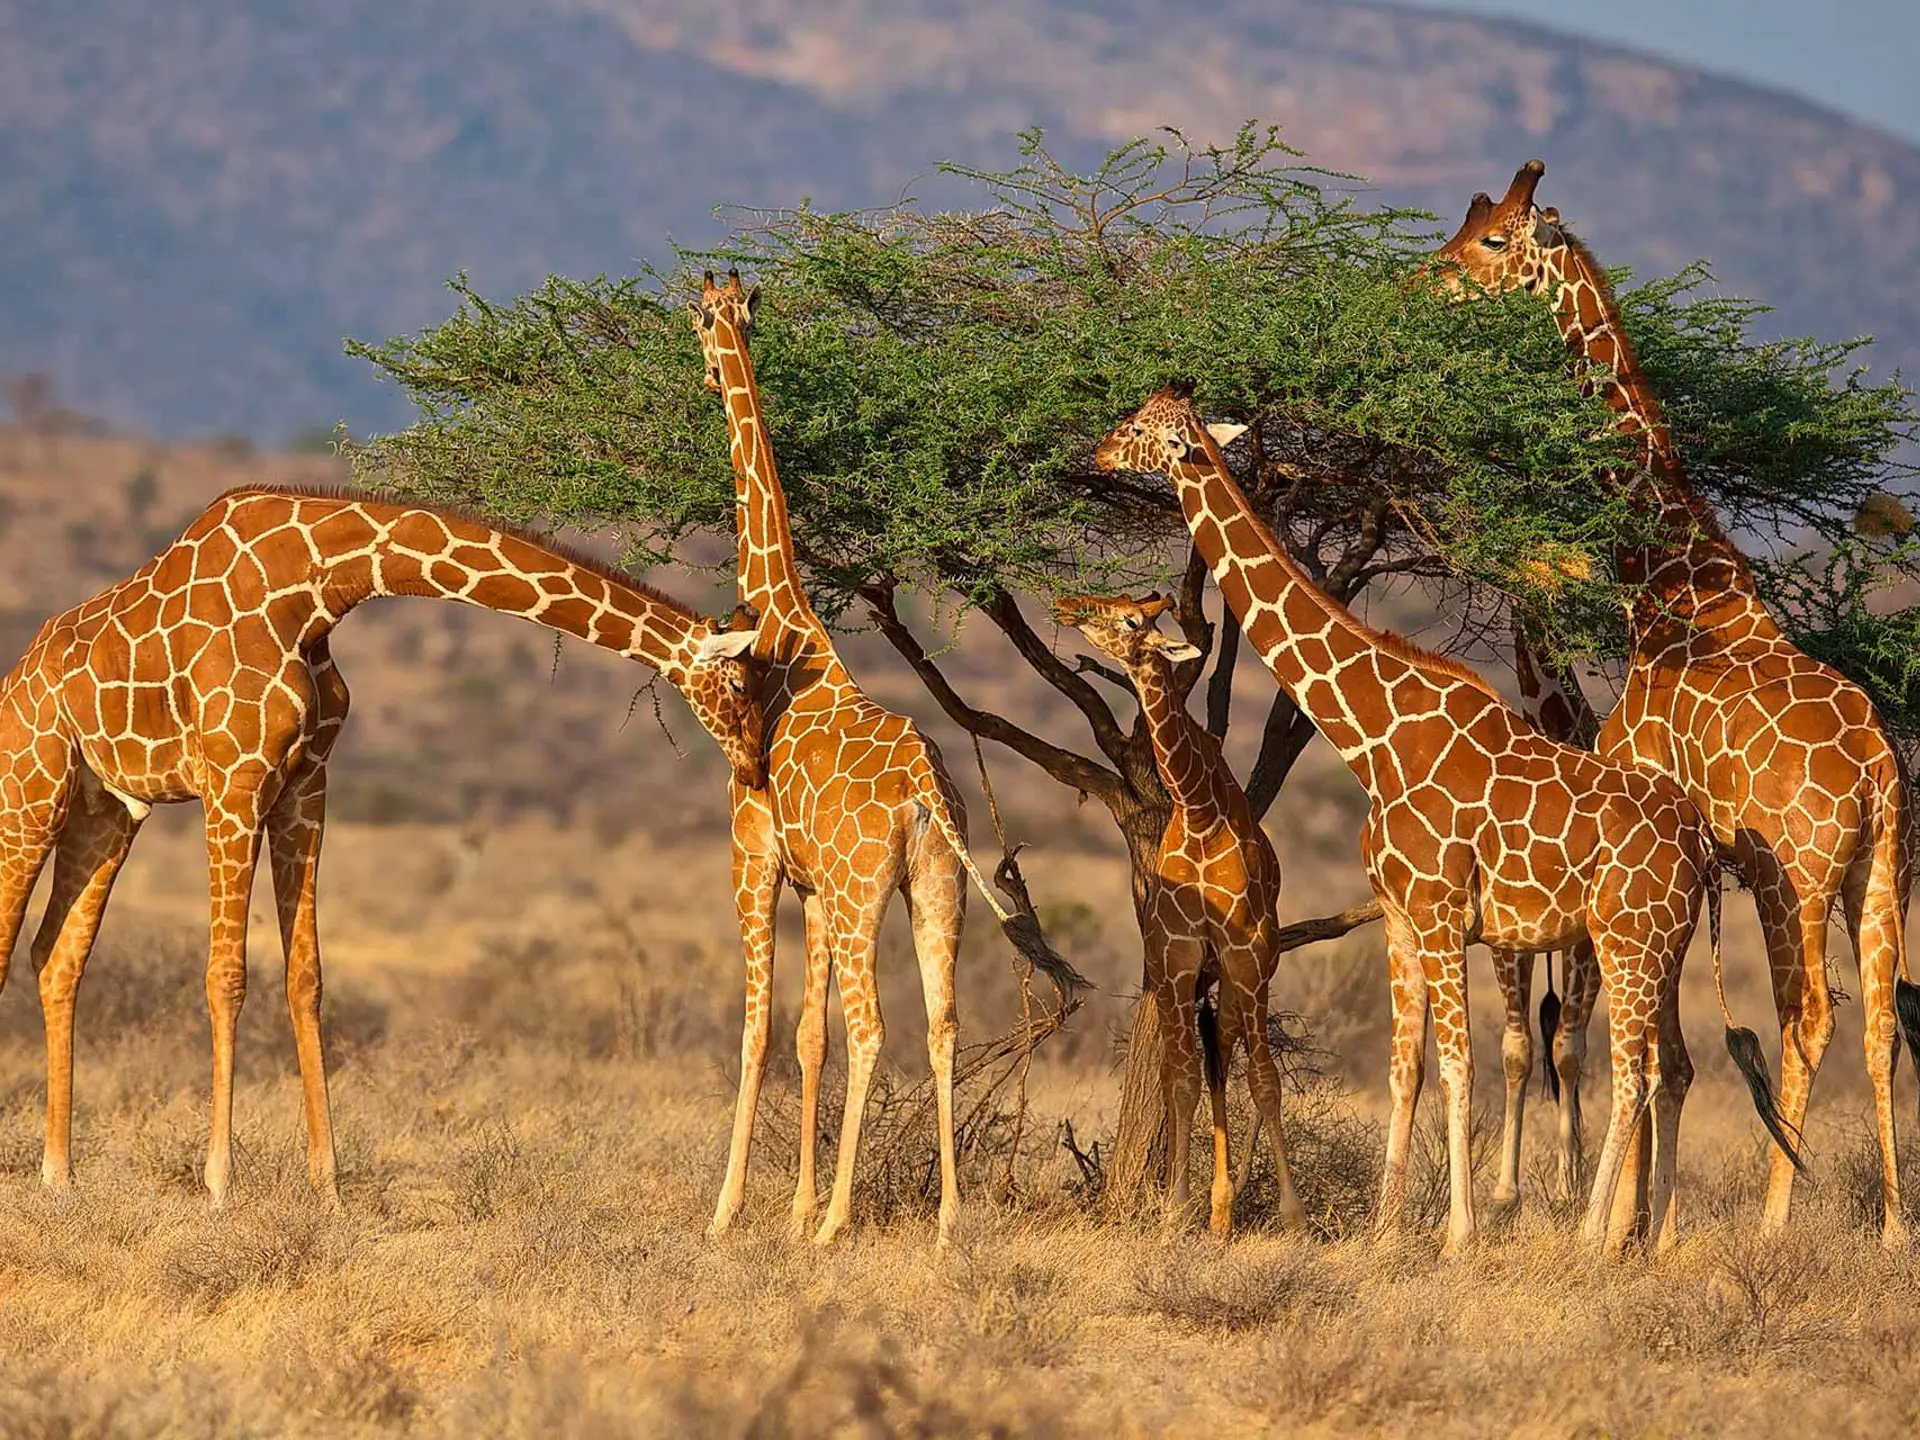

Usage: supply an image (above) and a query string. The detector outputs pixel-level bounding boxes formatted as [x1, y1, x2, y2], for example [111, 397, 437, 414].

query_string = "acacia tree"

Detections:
[351, 126, 1914, 1204]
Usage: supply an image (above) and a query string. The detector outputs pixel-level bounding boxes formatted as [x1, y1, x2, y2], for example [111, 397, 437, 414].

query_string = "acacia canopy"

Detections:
[351, 126, 1916, 725]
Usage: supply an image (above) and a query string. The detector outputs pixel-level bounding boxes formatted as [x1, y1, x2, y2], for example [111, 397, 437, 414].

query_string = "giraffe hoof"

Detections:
[1485, 1190, 1521, 1225]
[1882, 1218, 1911, 1253]
[811, 1218, 846, 1248]
[39, 1162, 73, 1191]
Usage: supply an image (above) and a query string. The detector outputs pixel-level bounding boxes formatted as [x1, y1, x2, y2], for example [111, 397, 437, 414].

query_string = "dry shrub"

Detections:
[1230, 1075, 1382, 1239]
[1639, 1226, 1846, 1366]
[723, 1313, 1070, 1439]
[1135, 1243, 1338, 1332]
[269, 1333, 420, 1429]
[0, 1362, 253, 1440]
[155, 1202, 342, 1313]
[941, 1244, 1077, 1368]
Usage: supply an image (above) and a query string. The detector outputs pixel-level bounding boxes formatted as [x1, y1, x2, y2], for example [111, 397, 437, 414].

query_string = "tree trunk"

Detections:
[1102, 808, 1175, 1214]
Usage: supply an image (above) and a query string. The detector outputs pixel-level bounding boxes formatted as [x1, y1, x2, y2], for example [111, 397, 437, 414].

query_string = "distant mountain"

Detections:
[6, 0, 1919, 442]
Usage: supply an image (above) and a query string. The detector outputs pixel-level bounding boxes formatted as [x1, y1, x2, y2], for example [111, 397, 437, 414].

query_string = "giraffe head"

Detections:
[1092, 385, 1248, 478]
[1052, 592, 1202, 672]
[1429, 159, 1566, 297]
[677, 606, 768, 787]
[688, 269, 760, 393]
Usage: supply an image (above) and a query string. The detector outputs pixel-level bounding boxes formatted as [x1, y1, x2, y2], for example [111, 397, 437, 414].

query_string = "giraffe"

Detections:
[1053, 591, 1306, 1236]
[1488, 624, 1605, 1215]
[0, 486, 765, 1205]
[1436, 160, 1916, 1243]
[1093, 386, 1790, 1253]
[689, 271, 1082, 1248]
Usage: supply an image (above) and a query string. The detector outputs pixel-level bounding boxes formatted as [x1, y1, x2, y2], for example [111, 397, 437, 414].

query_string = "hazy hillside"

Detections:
[6, 0, 1919, 442]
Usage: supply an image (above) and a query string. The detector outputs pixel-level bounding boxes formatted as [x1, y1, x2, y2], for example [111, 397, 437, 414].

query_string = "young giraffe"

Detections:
[1489, 624, 1605, 1214]
[1053, 592, 1306, 1236]
[689, 271, 1081, 1247]
[1437, 160, 1915, 1242]
[1093, 386, 1788, 1252]
[0, 486, 765, 1205]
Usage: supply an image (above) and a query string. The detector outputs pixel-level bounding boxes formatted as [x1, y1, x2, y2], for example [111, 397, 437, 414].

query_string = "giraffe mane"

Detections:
[212, 483, 707, 621]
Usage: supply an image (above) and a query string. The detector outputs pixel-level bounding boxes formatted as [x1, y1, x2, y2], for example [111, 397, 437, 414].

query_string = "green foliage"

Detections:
[350, 126, 1912, 668]
[1755, 540, 1920, 740]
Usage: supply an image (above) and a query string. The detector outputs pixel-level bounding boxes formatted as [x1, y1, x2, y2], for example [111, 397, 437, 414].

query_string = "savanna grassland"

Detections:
[1, 426, 1918, 1438]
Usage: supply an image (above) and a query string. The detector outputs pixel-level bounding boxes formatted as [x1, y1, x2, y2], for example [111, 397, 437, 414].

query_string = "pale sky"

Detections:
[1395, 0, 1920, 143]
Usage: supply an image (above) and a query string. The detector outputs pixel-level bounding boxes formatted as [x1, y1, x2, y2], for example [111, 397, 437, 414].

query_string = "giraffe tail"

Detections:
[910, 755, 1089, 1005]
[1538, 953, 1562, 1102]
[1710, 865, 1806, 1173]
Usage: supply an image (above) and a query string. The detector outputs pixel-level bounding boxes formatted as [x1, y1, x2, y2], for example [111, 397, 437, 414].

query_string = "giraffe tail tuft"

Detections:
[1708, 875, 1807, 1173]
[911, 753, 1089, 1005]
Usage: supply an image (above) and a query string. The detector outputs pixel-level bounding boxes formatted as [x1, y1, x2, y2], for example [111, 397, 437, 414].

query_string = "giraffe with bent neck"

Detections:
[690, 271, 1080, 1247]
[1054, 592, 1305, 1236]
[1438, 161, 1917, 1242]
[0, 487, 764, 1204]
[1094, 386, 1791, 1253]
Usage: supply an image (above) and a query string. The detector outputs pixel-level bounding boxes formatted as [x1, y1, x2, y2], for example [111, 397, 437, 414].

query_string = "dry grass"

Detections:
[2, 813, 1918, 1440]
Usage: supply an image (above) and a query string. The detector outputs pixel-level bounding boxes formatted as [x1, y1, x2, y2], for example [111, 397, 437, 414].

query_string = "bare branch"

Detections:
[1245, 691, 1319, 821]
[862, 584, 1123, 806]
[982, 589, 1133, 766]
[1274, 901, 1383, 956]
[1205, 606, 1241, 739]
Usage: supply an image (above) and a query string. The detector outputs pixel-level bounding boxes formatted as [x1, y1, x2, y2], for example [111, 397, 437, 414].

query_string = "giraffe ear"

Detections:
[746, 285, 762, 320]
[1154, 637, 1204, 663]
[695, 628, 760, 662]
[1534, 209, 1560, 246]
[1169, 378, 1197, 402]
[1205, 422, 1249, 448]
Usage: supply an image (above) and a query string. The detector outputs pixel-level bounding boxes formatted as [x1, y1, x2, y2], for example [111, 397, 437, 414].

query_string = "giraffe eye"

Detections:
[1480, 235, 1508, 252]
[1121, 616, 1140, 631]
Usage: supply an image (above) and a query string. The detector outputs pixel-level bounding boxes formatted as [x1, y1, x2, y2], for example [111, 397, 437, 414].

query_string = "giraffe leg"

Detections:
[1553, 940, 1600, 1204]
[202, 792, 271, 1208]
[32, 776, 141, 1189]
[1426, 950, 1477, 1255]
[1843, 861, 1907, 1248]
[1375, 930, 1430, 1235]
[711, 829, 781, 1239]
[1759, 888, 1836, 1230]
[1489, 949, 1533, 1218]
[1647, 971, 1693, 1256]
[905, 833, 965, 1247]
[1198, 976, 1233, 1237]
[1236, 976, 1307, 1234]
[0, 729, 76, 1001]
[814, 903, 886, 1248]
[1580, 948, 1653, 1252]
[790, 890, 830, 1240]
[1149, 930, 1205, 1230]
[264, 764, 339, 1206]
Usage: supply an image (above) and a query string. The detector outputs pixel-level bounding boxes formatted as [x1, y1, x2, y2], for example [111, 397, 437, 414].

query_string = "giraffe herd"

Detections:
[0, 159, 1911, 1259]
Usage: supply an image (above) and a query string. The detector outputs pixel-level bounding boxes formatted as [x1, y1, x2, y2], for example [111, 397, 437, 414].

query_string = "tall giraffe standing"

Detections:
[1094, 387, 1786, 1252]
[1437, 161, 1915, 1241]
[1489, 625, 1604, 1213]
[1054, 592, 1306, 1236]
[0, 487, 765, 1204]
[689, 271, 1080, 1247]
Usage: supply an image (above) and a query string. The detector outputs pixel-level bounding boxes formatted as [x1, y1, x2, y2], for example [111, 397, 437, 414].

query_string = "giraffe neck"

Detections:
[1129, 650, 1227, 819]
[704, 317, 840, 661]
[272, 492, 709, 684]
[1511, 618, 1598, 749]
[1539, 237, 1756, 618]
[1163, 440, 1496, 798]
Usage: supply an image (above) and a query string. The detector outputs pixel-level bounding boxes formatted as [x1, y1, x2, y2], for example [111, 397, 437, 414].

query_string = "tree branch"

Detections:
[1205, 605, 1241, 739]
[1274, 901, 1383, 956]
[1170, 542, 1214, 704]
[1071, 653, 1136, 696]
[862, 584, 1124, 806]
[982, 589, 1133, 766]
[1245, 691, 1320, 821]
